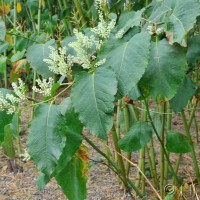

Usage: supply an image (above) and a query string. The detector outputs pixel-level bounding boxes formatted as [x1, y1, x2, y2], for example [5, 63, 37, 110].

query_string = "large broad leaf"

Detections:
[102, 32, 150, 96]
[0, 17, 6, 41]
[147, 0, 200, 47]
[166, 131, 191, 153]
[28, 104, 66, 176]
[71, 67, 117, 140]
[55, 98, 83, 173]
[187, 35, 200, 68]
[139, 39, 187, 100]
[36, 98, 83, 190]
[118, 121, 152, 152]
[26, 39, 55, 77]
[170, 76, 195, 113]
[55, 147, 88, 200]
[0, 88, 14, 144]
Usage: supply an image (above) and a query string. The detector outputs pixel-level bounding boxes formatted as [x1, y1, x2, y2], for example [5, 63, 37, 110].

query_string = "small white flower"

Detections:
[0, 92, 17, 114]
[156, 27, 164, 35]
[44, 47, 73, 77]
[69, 29, 102, 69]
[116, 29, 125, 39]
[91, 10, 116, 39]
[12, 78, 27, 100]
[94, 58, 106, 67]
[147, 24, 164, 35]
[32, 77, 54, 96]
[0, 79, 27, 114]
[6, 94, 20, 104]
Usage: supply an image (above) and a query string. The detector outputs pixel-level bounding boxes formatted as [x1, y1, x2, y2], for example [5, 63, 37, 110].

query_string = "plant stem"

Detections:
[57, 0, 63, 10]
[3, 52, 7, 88]
[135, 148, 143, 188]
[83, 134, 143, 198]
[7, 32, 39, 43]
[164, 104, 172, 187]
[143, 98, 180, 184]
[123, 100, 131, 176]
[116, 100, 122, 139]
[159, 102, 166, 198]
[115, 99, 122, 163]
[181, 111, 200, 186]
[173, 102, 198, 184]
[38, 0, 42, 32]
[1, 1, 7, 88]
[147, 144, 158, 189]
[194, 116, 199, 143]
[85, 0, 91, 10]
[73, 0, 87, 27]
[13, 0, 17, 53]
[26, 7, 37, 32]
[141, 147, 146, 194]
[111, 126, 127, 187]
[173, 155, 181, 184]
[31, 0, 42, 119]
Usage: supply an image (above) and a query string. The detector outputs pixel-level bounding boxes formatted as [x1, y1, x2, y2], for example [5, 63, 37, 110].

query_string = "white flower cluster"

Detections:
[94, 58, 106, 67]
[147, 24, 164, 35]
[12, 79, 27, 100]
[43, 1, 116, 73]
[32, 77, 54, 96]
[0, 79, 27, 114]
[95, 0, 103, 9]
[68, 29, 103, 69]
[91, 10, 116, 39]
[44, 46, 73, 76]
[116, 29, 125, 39]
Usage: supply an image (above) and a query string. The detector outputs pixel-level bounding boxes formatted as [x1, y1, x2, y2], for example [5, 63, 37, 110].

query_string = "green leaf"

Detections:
[128, 85, 142, 100]
[11, 50, 26, 63]
[0, 41, 9, 53]
[0, 56, 7, 73]
[2, 125, 15, 158]
[116, 8, 145, 35]
[10, 112, 20, 138]
[170, 76, 196, 113]
[55, 98, 83, 173]
[55, 147, 88, 200]
[187, 35, 200, 68]
[147, 0, 200, 46]
[139, 39, 187, 100]
[36, 173, 51, 190]
[166, 131, 191, 153]
[0, 17, 6, 41]
[28, 104, 66, 176]
[102, 32, 151, 96]
[71, 67, 117, 140]
[26, 39, 55, 77]
[118, 121, 152, 152]
[0, 88, 14, 144]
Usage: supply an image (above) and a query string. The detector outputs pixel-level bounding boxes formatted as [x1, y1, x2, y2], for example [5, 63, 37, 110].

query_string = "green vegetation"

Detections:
[0, 0, 200, 199]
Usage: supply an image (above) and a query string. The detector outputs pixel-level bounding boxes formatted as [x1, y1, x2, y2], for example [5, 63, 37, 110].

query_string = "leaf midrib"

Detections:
[91, 73, 104, 133]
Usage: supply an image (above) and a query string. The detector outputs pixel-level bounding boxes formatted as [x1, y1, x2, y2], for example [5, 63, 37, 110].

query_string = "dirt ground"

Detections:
[0, 98, 200, 200]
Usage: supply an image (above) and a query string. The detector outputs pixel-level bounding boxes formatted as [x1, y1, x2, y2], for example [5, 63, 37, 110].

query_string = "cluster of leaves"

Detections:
[1, 0, 200, 199]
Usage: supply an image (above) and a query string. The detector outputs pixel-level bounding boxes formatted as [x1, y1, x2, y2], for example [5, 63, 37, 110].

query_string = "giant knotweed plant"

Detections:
[0, 0, 200, 199]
